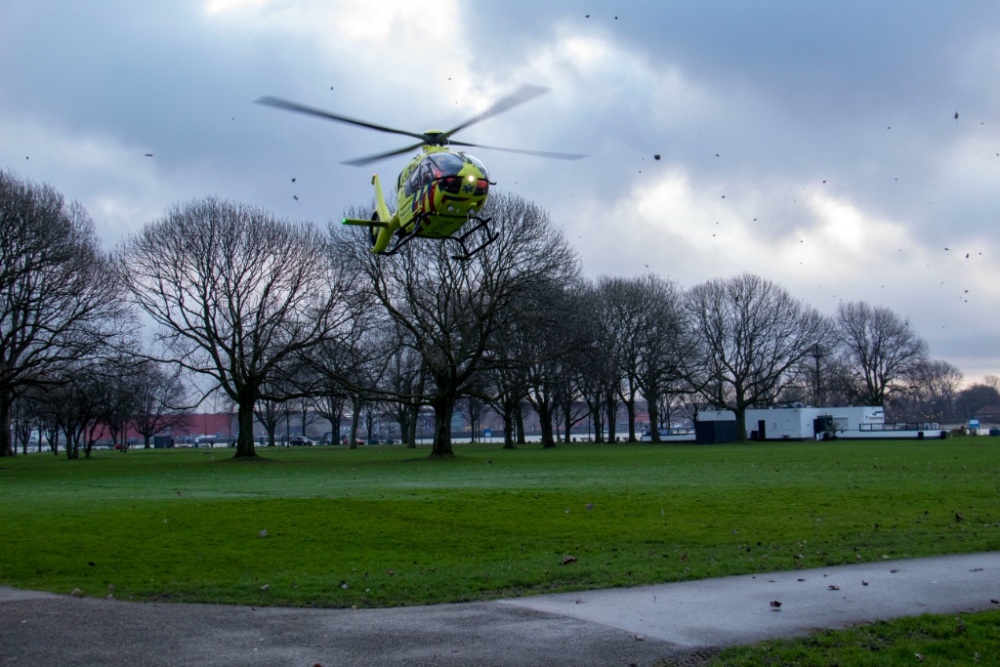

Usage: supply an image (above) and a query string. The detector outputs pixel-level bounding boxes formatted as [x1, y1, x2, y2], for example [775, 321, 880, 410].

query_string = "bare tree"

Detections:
[347, 191, 578, 457]
[954, 383, 1000, 421]
[0, 172, 127, 457]
[99, 353, 143, 451]
[305, 329, 370, 448]
[121, 198, 359, 458]
[590, 278, 641, 441]
[581, 282, 625, 442]
[570, 297, 610, 443]
[685, 273, 832, 442]
[834, 301, 928, 406]
[130, 362, 188, 449]
[254, 385, 287, 447]
[633, 276, 690, 443]
[519, 285, 587, 448]
[381, 325, 427, 447]
[10, 394, 35, 455]
[891, 359, 962, 422]
[45, 367, 106, 459]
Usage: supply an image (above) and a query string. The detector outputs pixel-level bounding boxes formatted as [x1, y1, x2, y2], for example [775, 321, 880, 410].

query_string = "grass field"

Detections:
[1, 438, 999, 608]
[685, 609, 1000, 667]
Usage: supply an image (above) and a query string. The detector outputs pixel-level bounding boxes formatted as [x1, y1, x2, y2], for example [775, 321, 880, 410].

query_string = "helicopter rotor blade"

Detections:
[341, 141, 427, 167]
[449, 140, 587, 161]
[255, 96, 428, 142]
[440, 85, 550, 141]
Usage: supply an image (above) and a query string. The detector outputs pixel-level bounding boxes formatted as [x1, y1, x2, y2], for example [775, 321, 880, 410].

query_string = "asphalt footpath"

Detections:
[2, 552, 998, 667]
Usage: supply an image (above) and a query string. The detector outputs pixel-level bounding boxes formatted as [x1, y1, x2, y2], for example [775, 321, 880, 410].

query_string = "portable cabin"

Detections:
[696, 406, 885, 441]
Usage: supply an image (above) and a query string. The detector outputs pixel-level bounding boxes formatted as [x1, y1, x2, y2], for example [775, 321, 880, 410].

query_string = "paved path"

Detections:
[2, 552, 999, 667]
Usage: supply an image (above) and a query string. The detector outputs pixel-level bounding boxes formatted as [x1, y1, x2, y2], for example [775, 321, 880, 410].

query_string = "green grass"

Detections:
[677, 609, 1000, 666]
[1, 438, 999, 608]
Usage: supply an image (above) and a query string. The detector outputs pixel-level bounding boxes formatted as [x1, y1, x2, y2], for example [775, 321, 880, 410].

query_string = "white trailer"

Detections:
[697, 406, 886, 440]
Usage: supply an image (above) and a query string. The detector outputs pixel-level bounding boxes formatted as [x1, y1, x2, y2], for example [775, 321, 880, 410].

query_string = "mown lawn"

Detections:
[1, 438, 998, 608]
[681, 609, 1000, 666]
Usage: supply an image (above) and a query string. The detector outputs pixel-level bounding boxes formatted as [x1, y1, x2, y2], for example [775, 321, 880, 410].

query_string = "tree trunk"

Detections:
[734, 402, 748, 443]
[538, 402, 556, 448]
[406, 403, 419, 448]
[515, 403, 526, 444]
[592, 403, 604, 443]
[647, 387, 661, 443]
[606, 391, 617, 443]
[626, 396, 637, 442]
[234, 398, 258, 458]
[397, 407, 409, 447]
[65, 426, 79, 459]
[349, 397, 361, 449]
[143, 433, 152, 449]
[0, 389, 13, 457]
[502, 417, 515, 449]
[564, 403, 573, 443]
[430, 396, 454, 457]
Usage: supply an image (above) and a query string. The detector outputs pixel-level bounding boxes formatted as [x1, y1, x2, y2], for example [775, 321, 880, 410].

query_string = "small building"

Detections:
[697, 405, 946, 441]
[698, 406, 885, 441]
[152, 436, 174, 449]
[973, 405, 1000, 425]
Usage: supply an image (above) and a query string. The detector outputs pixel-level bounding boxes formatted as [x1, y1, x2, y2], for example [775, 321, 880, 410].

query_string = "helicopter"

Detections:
[255, 85, 585, 259]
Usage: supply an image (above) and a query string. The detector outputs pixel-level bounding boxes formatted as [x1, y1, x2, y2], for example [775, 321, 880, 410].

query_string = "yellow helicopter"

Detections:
[255, 86, 585, 259]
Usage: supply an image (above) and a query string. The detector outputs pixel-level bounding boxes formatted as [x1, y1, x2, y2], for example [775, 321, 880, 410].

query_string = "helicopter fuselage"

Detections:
[344, 144, 492, 254]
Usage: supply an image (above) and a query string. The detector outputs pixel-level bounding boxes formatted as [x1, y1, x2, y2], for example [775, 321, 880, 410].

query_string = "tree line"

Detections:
[0, 170, 965, 458]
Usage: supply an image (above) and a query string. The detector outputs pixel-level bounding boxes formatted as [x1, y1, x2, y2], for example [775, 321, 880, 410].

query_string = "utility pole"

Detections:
[811, 344, 824, 407]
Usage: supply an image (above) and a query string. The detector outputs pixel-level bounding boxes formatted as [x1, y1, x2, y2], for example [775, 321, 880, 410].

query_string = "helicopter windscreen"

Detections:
[428, 153, 466, 177]
[465, 154, 490, 181]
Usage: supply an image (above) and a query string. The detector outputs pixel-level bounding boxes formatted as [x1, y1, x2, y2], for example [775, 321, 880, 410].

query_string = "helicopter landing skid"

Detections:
[378, 221, 424, 256]
[449, 215, 498, 261]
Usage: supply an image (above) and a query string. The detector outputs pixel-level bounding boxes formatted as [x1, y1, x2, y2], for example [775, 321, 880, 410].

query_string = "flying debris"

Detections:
[291, 177, 296, 182]
[293, 195, 299, 201]
[144, 153, 153, 157]
[654, 154, 661, 160]
[955, 111, 959, 120]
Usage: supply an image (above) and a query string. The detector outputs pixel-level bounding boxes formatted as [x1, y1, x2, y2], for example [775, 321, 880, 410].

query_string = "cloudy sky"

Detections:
[2, 1, 1000, 381]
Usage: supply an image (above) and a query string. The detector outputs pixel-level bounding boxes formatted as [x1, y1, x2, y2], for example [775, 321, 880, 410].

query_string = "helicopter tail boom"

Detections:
[342, 218, 388, 227]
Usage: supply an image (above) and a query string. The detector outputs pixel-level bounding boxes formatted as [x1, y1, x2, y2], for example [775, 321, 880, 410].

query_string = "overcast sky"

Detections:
[3, 1, 1000, 382]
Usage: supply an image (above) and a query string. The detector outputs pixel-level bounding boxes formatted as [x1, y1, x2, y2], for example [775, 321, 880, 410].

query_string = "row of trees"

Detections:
[0, 169, 959, 458]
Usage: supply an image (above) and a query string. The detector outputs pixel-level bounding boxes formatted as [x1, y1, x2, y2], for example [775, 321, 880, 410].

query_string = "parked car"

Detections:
[290, 436, 314, 446]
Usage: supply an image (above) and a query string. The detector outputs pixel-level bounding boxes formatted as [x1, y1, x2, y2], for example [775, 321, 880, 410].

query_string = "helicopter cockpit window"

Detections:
[466, 154, 490, 182]
[405, 163, 430, 196]
[428, 152, 466, 177]
[404, 168, 418, 196]
[414, 162, 430, 186]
